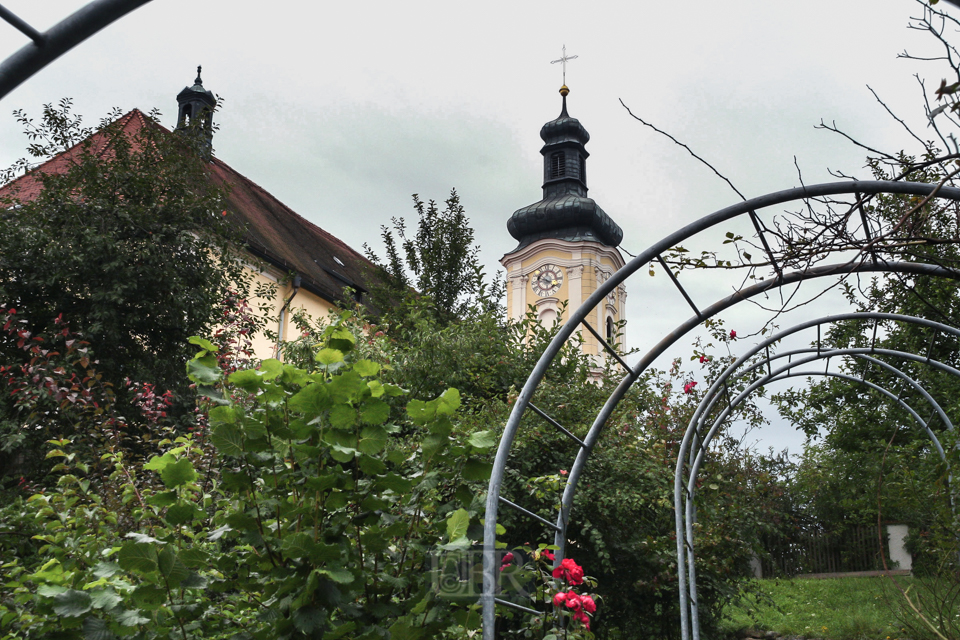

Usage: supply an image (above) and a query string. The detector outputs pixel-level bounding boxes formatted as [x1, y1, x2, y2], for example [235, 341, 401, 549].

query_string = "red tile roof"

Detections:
[0, 108, 382, 313]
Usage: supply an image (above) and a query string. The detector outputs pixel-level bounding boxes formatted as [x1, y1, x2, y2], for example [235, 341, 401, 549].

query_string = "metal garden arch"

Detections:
[676, 312, 960, 640]
[481, 180, 960, 640]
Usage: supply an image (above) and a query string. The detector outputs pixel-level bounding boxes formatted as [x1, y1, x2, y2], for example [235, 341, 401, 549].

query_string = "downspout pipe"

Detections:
[274, 274, 301, 358]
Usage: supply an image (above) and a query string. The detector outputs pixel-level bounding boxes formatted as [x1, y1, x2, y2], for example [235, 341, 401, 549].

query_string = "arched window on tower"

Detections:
[550, 151, 566, 178]
[540, 308, 558, 326]
[606, 316, 615, 343]
[579, 155, 586, 183]
[181, 105, 192, 126]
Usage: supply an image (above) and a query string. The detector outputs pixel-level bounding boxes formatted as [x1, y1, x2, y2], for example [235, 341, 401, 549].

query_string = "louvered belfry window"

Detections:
[550, 151, 566, 178]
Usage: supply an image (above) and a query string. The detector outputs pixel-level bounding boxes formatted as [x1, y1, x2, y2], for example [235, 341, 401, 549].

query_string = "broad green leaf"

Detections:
[143, 453, 175, 472]
[375, 473, 413, 494]
[406, 399, 432, 425]
[316, 348, 344, 366]
[358, 455, 387, 476]
[317, 568, 354, 584]
[178, 547, 210, 569]
[327, 326, 356, 353]
[310, 542, 341, 564]
[324, 621, 357, 640]
[293, 605, 326, 633]
[180, 572, 207, 589]
[360, 399, 389, 425]
[115, 608, 150, 627]
[82, 616, 114, 640]
[117, 542, 157, 574]
[289, 383, 331, 415]
[330, 444, 356, 463]
[446, 508, 470, 542]
[462, 459, 493, 481]
[357, 425, 388, 455]
[130, 584, 166, 608]
[281, 532, 316, 560]
[208, 405, 238, 425]
[124, 532, 162, 544]
[421, 433, 447, 460]
[160, 458, 197, 488]
[229, 368, 266, 391]
[165, 502, 204, 526]
[260, 358, 283, 380]
[353, 359, 380, 377]
[367, 380, 385, 398]
[157, 546, 189, 587]
[89, 587, 122, 610]
[389, 617, 424, 640]
[220, 469, 254, 491]
[145, 490, 178, 507]
[91, 562, 121, 579]
[466, 430, 496, 450]
[188, 336, 218, 352]
[382, 383, 406, 397]
[37, 584, 67, 597]
[210, 423, 244, 457]
[186, 353, 221, 384]
[439, 536, 471, 550]
[436, 388, 460, 415]
[305, 473, 340, 493]
[328, 403, 356, 429]
[52, 589, 92, 617]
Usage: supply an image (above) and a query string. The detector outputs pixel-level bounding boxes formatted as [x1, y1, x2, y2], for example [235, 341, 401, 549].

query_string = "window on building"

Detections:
[606, 316, 615, 343]
[550, 151, 566, 178]
[579, 155, 586, 183]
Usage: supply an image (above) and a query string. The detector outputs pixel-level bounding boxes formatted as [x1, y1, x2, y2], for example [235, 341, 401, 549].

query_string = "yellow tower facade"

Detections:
[501, 86, 626, 360]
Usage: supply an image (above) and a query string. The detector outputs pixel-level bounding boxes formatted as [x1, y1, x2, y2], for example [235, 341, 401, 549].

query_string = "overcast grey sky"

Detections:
[0, 0, 950, 454]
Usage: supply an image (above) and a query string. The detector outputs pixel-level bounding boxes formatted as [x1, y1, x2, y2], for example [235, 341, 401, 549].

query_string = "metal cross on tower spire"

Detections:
[550, 44, 578, 85]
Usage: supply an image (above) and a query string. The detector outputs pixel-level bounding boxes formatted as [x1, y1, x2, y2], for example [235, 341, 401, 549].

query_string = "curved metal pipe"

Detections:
[483, 181, 960, 638]
[673, 313, 960, 639]
[0, 0, 153, 100]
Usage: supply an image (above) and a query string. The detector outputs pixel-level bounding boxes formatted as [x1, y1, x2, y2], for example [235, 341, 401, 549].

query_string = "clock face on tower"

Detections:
[531, 264, 563, 297]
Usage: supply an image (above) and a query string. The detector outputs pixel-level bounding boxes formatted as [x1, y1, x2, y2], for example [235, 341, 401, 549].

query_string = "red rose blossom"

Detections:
[729, 330, 737, 339]
[552, 558, 584, 585]
[581, 594, 597, 613]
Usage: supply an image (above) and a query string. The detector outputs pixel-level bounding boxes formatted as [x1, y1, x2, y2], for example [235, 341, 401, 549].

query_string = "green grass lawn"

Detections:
[720, 576, 944, 640]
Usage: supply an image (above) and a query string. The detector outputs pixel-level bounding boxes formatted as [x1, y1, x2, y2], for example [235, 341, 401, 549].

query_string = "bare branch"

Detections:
[619, 98, 746, 201]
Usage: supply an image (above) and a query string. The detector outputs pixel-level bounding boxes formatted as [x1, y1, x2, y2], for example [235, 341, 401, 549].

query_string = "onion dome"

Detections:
[507, 85, 622, 250]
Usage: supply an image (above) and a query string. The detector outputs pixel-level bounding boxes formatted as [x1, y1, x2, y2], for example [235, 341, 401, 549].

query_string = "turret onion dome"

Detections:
[507, 85, 622, 250]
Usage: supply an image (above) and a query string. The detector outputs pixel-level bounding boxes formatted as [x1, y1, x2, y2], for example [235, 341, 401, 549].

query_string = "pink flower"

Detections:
[683, 381, 697, 394]
[553, 591, 567, 607]
[729, 330, 737, 339]
[501, 552, 514, 565]
[575, 610, 591, 630]
[699, 354, 708, 363]
[559, 470, 568, 476]
[564, 591, 582, 611]
[581, 594, 597, 613]
[541, 549, 555, 562]
[552, 558, 584, 585]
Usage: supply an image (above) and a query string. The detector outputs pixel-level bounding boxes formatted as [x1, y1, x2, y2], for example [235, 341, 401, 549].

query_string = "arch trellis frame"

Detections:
[676, 312, 960, 640]
[481, 180, 960, 639]
[0, 0, 152, 100]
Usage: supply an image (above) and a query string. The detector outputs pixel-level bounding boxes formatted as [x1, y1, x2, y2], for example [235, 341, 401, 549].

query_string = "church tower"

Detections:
[176, 66, 216, 153]
[501, 84, 626, 358]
